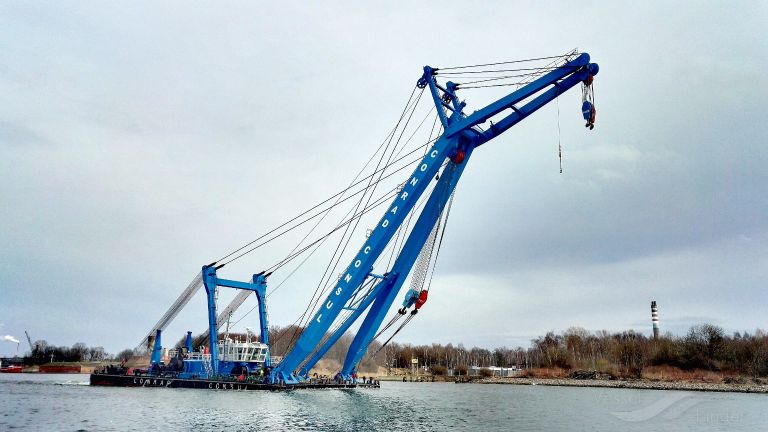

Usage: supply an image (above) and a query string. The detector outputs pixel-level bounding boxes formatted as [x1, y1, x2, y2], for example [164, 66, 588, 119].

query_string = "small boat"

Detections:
[0, 362, 23, 373]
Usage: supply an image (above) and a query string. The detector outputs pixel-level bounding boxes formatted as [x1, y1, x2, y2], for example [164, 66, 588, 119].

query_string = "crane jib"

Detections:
[268, 53, 597, 382]
[277, 137, 455, 375]
[135, 52, 600, 385]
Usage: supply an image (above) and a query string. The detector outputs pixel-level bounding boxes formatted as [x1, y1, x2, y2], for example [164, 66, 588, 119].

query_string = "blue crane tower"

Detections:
[185, 52, 599, 385]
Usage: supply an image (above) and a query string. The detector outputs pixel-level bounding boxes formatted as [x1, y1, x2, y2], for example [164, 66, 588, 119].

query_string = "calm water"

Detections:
[1, 374, 766, 431]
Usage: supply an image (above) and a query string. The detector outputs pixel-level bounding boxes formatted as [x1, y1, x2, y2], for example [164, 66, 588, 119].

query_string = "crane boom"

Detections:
[25, 330, 33, 351]
[270, 52, 600, 382]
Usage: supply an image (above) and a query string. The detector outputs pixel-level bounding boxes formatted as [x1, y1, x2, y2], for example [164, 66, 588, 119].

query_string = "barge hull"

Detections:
[90, 373, 379, 391]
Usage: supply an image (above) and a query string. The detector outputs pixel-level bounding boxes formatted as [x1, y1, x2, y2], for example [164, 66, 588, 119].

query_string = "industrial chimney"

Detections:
[651, 301, 659, 339]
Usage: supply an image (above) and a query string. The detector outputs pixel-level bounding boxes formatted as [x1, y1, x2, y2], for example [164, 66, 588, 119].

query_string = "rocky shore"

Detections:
[476, 377, 768, 394]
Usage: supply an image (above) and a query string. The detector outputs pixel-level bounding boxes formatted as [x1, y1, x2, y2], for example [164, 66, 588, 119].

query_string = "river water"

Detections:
[1, 374, 765, 431]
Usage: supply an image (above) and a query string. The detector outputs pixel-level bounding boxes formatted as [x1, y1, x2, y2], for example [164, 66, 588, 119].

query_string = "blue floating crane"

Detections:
[269, 52, 600, 384]
[143, 52, 600, 386]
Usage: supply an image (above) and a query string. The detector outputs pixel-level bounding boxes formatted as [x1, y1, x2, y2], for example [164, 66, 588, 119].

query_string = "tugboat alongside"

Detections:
[0, 360, 23, 373]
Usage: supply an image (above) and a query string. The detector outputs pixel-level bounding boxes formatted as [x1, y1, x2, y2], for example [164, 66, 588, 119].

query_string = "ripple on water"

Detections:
[2, 376, 767, 431]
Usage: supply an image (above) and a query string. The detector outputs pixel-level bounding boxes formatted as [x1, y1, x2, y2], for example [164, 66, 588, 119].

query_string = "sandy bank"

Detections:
[476, 377, 768, 394]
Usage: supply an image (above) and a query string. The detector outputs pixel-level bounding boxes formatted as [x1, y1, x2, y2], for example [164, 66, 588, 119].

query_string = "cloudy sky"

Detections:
[1, 2, 766, 357]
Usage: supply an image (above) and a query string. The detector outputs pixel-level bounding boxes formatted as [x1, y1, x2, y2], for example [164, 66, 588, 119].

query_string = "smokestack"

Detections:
[185, 331, 193, 353]
[151, 329, 162, 365]
[651, 301, 659, 339]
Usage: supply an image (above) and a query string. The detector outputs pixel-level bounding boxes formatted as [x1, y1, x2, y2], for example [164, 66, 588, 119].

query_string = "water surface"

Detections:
[1, 374, 765, 431]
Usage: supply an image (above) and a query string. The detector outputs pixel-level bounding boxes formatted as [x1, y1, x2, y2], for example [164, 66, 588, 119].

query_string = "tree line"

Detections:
[104, 322, 768, 378]
[23, 340, 109, 364]
[382, 324, 768, 378]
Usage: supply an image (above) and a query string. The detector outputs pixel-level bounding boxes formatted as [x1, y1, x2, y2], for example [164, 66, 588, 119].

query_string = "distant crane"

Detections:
[25, 330, 35, 352]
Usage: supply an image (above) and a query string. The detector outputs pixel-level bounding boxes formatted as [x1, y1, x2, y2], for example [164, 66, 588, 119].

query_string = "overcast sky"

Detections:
[1, 2, 766, 357]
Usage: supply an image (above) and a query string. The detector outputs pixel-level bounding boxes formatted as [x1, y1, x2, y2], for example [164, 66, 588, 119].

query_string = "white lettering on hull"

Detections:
[134, 377, 173, 387]
[313, 146, 441, 325]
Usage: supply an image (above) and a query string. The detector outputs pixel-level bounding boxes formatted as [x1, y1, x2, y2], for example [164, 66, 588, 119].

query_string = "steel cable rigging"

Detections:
[266, 89, 433, 274]
[288, 161, 446, 355]
[369, 189, 455, 358]
[283, 96, 443, 357]
[213, 87, 425, 268]
[136, 51, 602, 381]
[277, 86, 432, 353]
[435, 50, 579, 90]
[291, 175, 445, 372]
[229, 96, 439, 337]
[282, 88, 430, 353]
[435, 52, 577, 71]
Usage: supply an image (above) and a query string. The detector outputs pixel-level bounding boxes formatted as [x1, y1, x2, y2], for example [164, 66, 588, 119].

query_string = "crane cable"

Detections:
[269, 97, 435, 275]
[213, 86, 424, 268]
[231, 158, 448, 335]
[292, 87, 426, 327]
[293, 169, 443, 352]
[215, 54, 575, 269]
[228, 188, 398, 329]
[369, 190, 456, 357]
[274, 157, 447, 355]
[386, 112, 441, 270]
[435, 51, 577, 71]
[369, 313, 416, 358]
[282, 87, 427, 353]
[448, 51, 578, 90]
[265, 91, 433, 274]
[557, 95, 563, 174]
[370, 183, 445, 342]
[296, 277, 379, 370]
[231, 52, 571, 352]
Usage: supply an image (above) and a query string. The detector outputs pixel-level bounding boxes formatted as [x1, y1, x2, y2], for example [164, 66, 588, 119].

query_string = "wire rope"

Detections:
[435, 51, 577, 71]
[214, 87, 421, 266]
[283, 87, 427, 353]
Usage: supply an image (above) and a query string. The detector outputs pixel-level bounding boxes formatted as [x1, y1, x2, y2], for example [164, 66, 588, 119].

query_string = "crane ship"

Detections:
[91, 51, 600, 390]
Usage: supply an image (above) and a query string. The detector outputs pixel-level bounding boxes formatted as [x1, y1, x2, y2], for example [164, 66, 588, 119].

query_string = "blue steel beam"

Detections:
[273, 134, 460, 382]
[150, 329, 162, 365]
[340, 142, 475, 377]
[184, 331, 193, 353]
[271, 53, 599, 381]
[297, 150, 470, 378]
[336, 55, 597, 376]
[423, 66, 450, 128]
[297, 276, 389, 376]
[202, 267, 220, 374]
[252, 276, 270, 365]
[201, 265, 269, 375]
[443, 53, 593, 138]
[475, 67, 597, 145]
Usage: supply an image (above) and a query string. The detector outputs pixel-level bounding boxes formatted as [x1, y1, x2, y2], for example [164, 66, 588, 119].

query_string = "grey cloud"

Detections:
[0, 2, 766, 356]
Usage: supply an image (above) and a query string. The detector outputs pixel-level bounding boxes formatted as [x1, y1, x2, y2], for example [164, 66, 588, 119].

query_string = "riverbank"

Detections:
[8, 362, 111, 374]
[476, 376, 768, 394]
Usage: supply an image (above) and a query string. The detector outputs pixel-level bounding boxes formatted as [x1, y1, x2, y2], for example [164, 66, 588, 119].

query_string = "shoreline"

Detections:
[475, 377, 768, 394]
